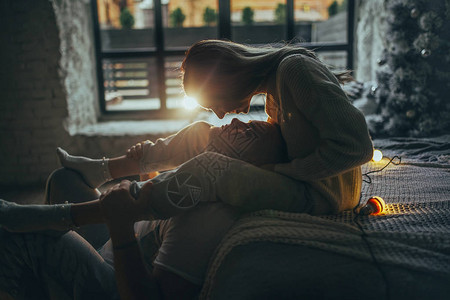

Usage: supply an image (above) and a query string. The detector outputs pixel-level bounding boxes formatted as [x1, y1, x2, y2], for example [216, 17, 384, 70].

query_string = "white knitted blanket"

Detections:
[200, 141, 450, 299]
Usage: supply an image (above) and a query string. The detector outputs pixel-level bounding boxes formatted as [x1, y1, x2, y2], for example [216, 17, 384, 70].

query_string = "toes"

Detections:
[0, 198, 12, 208]
[56, 147, 69, 165]
[57, 147, 67, 157]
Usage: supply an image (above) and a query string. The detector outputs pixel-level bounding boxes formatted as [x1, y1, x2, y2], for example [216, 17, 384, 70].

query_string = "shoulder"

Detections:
[278, 54, 324, 76]
[277, 54, 305, 77]
[277, 53, 340, 89]
[276, 54, 317, 96]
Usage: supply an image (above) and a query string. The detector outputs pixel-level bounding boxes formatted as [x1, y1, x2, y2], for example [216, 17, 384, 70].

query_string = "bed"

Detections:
[199, 135, 450, 299]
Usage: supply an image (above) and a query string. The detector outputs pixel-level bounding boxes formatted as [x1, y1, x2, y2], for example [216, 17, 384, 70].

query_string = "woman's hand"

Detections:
[99, 180, 150, 228]
[126, 141, 148, 161]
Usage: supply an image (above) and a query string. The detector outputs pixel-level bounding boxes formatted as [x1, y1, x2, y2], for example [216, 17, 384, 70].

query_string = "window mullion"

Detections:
[286, 0, 294, 41]
[91, 0, 106, 114]
[154, 0, 167, 111]
[347, 0, 355, 70]
[218, 0, 231, 39]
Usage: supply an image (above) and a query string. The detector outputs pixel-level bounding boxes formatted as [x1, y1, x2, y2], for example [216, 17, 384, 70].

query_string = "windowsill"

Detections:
[76, 119, 192, 137]
[78, 109, 268, 137]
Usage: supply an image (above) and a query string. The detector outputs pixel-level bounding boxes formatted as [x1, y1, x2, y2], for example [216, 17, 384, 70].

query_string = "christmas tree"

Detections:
[372, 0, 450, 137]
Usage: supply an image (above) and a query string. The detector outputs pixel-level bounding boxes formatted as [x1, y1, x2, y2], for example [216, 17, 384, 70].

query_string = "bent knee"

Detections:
[48, 168, 84, 186]
[46, 168, 99, 204]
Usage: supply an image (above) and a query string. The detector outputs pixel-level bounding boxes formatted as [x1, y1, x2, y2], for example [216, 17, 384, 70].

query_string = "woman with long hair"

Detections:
[181, 39, 373, 215]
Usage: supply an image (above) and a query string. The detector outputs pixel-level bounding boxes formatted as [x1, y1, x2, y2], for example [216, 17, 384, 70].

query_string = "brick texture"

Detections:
[0, 0, 68, 186]
[0, 0, 176, 188]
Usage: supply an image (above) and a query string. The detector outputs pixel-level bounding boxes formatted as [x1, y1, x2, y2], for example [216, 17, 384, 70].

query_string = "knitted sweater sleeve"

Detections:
[273, 55, 373, 180]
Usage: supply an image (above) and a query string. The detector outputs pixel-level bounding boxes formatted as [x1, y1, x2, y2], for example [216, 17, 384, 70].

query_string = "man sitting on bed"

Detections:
[0, 119, 288, 300]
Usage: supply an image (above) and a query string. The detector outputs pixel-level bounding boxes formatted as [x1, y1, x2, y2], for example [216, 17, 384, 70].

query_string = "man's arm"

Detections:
[109, 222, 161, 300]
[99, 180, 161, 300]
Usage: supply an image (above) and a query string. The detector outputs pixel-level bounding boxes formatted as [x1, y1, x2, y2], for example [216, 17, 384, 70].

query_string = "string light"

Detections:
[363, 156, 401, 184]
[355, 153, 395, 300]
[372, 149, 383, 162]
[358, 196, 386, 215]
[352, 196, 390, 300]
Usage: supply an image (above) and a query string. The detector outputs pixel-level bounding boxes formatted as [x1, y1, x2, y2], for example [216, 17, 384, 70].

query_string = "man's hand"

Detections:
[126, 141, 148, 161]
[99, 180, 150, 228]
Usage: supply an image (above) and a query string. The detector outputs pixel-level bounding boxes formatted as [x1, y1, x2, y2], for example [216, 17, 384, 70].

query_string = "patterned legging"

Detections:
[0, 163, 239, 299]
[0, 229, 118, 300]
[0, 150, 312, 299]
[0, 168, 122, 300]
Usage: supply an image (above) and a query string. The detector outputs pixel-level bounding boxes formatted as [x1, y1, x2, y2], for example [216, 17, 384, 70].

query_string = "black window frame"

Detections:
[91, 0, 355, 119]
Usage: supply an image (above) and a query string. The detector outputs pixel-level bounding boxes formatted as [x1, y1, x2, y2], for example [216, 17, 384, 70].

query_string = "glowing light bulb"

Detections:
[372, 149, 383, 162]
[359, 196, 386, 215]
[183, 96, 199, 110]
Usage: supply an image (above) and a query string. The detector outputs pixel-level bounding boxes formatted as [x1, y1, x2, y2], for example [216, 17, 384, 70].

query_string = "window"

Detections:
[92, 0, 354, 118]
[231, 0, 287, 44]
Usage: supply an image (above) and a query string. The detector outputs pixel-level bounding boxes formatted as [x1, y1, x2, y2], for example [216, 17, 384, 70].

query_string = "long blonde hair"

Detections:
[181, 40, 351, 103]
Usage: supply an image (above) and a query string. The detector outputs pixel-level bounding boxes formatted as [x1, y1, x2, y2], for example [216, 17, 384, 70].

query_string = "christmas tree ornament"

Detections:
[414, 33, 440, 53]
[421, 49, 431, 57]
[377, 58, 386, 66]
[406, 110, 416, 118]
[370, 85, 378, 96]
[410, 8, 420, 18]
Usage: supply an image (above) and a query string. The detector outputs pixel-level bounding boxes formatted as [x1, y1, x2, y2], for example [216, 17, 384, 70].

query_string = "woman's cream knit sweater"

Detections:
[267, 54, 374, 213]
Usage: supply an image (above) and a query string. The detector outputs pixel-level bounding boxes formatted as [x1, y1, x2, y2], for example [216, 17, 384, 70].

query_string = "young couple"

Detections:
[0, 39, 373, 300]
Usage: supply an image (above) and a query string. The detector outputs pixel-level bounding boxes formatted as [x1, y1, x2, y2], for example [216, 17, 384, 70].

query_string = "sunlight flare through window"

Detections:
[183, 96, 199, 110]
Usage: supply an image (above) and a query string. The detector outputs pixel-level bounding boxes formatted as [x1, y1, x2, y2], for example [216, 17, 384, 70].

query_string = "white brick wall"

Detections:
[51, 0, 99, 134]
[0, 0, 179, 187]
[354, 0, 388, 82]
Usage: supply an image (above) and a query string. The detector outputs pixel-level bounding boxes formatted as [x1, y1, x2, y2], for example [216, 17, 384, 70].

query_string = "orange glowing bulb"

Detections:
[372, 149, 383, 162]
[359, 196, 386, 215]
